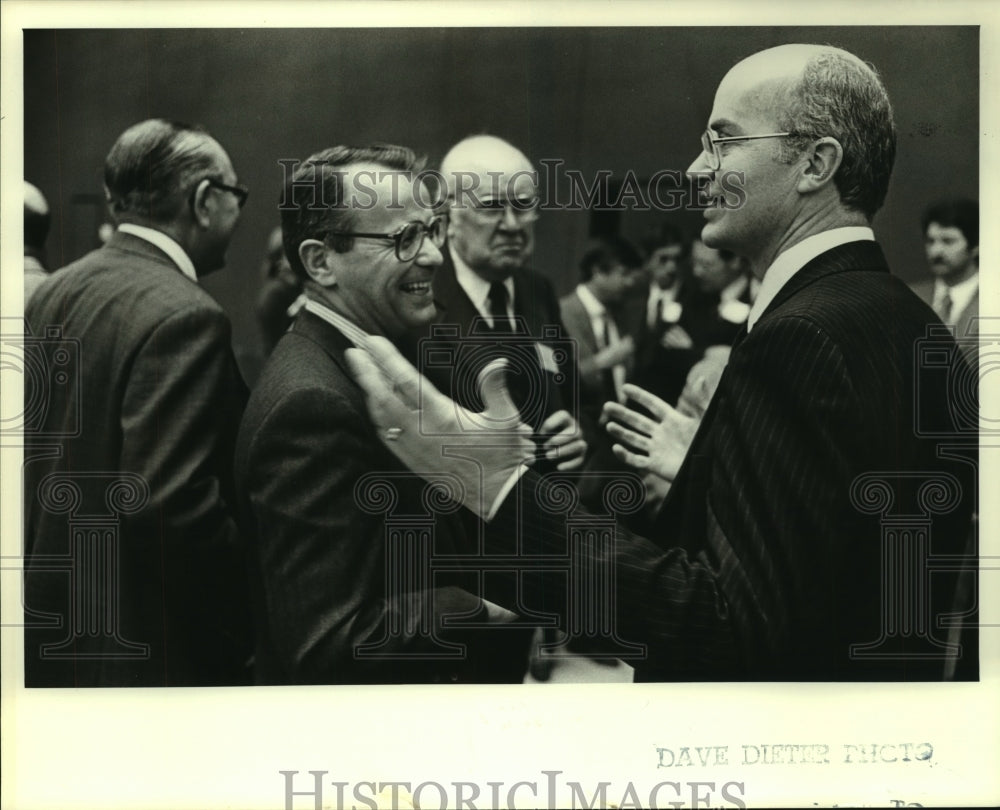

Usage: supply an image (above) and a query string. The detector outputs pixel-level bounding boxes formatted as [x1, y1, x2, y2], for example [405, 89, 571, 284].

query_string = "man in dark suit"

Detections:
[418, 135, 587, 472]
[559, 237, 644, 425]
[347, 44, 976, 681]
[234, 144, 529, 684]
[911, 199, 979, 363]
[23, 119, 252, 686]
[633, 237, 753, 406]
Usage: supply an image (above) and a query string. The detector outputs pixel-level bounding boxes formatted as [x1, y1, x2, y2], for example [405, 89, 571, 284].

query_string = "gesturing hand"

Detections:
[602, 383, 698, 482]
[346, 336, 536, 519]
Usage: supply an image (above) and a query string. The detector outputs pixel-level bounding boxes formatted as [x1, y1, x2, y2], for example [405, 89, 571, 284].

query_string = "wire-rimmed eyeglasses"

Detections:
[700, 129, 794, 171]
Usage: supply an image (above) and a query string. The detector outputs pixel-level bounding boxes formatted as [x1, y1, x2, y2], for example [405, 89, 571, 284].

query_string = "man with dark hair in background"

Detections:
[348, 44, 977, 681]
[23, 119, 252, 686]
[234, 144, 528, 684]
[913, 198, 979, 362]
[23, 181, 51, 306]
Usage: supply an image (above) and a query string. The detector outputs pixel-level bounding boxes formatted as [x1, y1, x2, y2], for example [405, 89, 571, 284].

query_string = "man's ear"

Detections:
[298, 239, 337, 286]
[189, 178, 213, 228]
[797, 136, 843, 194]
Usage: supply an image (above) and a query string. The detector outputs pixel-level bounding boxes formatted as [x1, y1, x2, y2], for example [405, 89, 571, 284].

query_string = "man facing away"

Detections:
[347, 44, 977, 681]
[23, 119, 252, 686]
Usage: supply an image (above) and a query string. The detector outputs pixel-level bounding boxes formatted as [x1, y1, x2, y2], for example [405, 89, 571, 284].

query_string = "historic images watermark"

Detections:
[279, 769, 748, 810]
[276, 158, 747, 213]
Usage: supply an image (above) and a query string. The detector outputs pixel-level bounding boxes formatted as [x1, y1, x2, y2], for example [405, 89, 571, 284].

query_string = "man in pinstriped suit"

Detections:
[347, 43, 977, 681]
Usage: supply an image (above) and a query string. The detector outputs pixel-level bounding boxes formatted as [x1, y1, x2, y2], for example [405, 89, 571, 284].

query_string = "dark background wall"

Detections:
[24, 27, 978, 378]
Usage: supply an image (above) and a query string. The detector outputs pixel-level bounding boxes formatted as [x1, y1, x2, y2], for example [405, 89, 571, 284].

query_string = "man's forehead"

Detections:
[343, 162, 427, 229]
[710, 45, 818, 129]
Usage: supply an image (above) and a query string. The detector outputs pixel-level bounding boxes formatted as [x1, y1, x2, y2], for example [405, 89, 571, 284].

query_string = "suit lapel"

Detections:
[432, 250, 484, 334]
[289, 308, 358, 382]
[754, 240, 889, 327]
[564, 292, 599, 354]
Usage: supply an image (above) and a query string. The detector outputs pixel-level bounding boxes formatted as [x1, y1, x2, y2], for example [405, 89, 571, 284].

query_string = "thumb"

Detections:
[477, 358, 521, 427]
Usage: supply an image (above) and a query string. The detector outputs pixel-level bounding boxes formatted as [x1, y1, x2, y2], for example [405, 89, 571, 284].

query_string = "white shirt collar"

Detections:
[934, 271, 979, 322]
[450, 245, 515, 323]
[575, 283, 606, 319]
[747, 226, 875, 332]
[117, 223, 198, 283]
[303, 297, 370, 346]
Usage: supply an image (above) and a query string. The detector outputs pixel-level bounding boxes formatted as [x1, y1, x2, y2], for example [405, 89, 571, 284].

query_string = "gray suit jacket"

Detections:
[23, 230, 251, 686]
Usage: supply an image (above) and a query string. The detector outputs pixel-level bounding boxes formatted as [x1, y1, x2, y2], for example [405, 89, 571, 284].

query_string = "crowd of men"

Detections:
[21, 42, 978, 686]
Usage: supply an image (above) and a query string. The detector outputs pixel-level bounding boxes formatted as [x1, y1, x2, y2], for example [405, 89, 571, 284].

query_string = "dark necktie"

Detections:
[488, 281, 512, 333]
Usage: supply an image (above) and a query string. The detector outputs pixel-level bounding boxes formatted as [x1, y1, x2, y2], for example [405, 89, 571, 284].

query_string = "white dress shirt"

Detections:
[576, 283, 626, 401]
[118, 223, 198, 283]
[303, 297, 370, 346]
[747, 226, 875, 332]
[933, 272, 979, 326]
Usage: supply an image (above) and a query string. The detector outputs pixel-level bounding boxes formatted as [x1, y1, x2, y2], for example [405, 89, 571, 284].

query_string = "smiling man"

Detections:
[347, 46, 977, 681]
[234, 144, 528, 684]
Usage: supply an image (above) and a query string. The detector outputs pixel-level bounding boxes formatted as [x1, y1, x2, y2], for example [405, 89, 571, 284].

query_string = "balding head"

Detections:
[441, 135, 534, 198]
[441, 135, 539, 281]
[722, 44, 896, 218]
[103, 118, 234, 225]
[24, 181, 51, 256]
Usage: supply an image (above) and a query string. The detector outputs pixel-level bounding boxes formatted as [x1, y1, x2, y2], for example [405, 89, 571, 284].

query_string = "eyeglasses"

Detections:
[205, 177, 250, 208]
[458, 195, 540, 224]
[328, 214, 447, 262]
[700, 129, 794, 171]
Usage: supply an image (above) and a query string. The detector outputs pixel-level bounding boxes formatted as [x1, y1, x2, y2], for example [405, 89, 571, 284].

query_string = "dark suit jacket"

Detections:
[488, 241, 976, 681]
[23, 231, 251, 686]
[415, 251, 579, 438]
[234, 309, 532, 684]
[632, 280, 752, 406]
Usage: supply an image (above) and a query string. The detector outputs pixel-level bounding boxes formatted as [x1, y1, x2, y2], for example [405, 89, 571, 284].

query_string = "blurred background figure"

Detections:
[912, 199, 978, 362]
[255, 225, 305, 356]
[632, 225, 754, 407]
[23, 181, 51, 306]
[559, 236, 644, 426]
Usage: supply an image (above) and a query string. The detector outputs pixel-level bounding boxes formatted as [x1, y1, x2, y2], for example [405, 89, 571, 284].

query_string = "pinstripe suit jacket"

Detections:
[488, 240, 976, 680]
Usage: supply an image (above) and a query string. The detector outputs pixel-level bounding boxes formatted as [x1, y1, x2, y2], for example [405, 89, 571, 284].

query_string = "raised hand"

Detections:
[602, 383, 697, 482]
[346, 335, 536, 519]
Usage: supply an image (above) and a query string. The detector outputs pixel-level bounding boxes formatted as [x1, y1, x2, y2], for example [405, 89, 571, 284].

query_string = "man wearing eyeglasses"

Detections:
[23, 119, 252, 686]
[422, 134, 588, 473]
[234, 144, 530, 684]
[347, 45, 975, 681]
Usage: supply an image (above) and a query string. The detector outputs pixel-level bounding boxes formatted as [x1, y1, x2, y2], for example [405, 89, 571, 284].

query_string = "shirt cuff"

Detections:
[484, 464, 530, 521]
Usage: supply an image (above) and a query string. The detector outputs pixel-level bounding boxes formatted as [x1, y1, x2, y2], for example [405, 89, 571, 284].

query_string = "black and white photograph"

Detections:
[2, 2, 998, 808]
